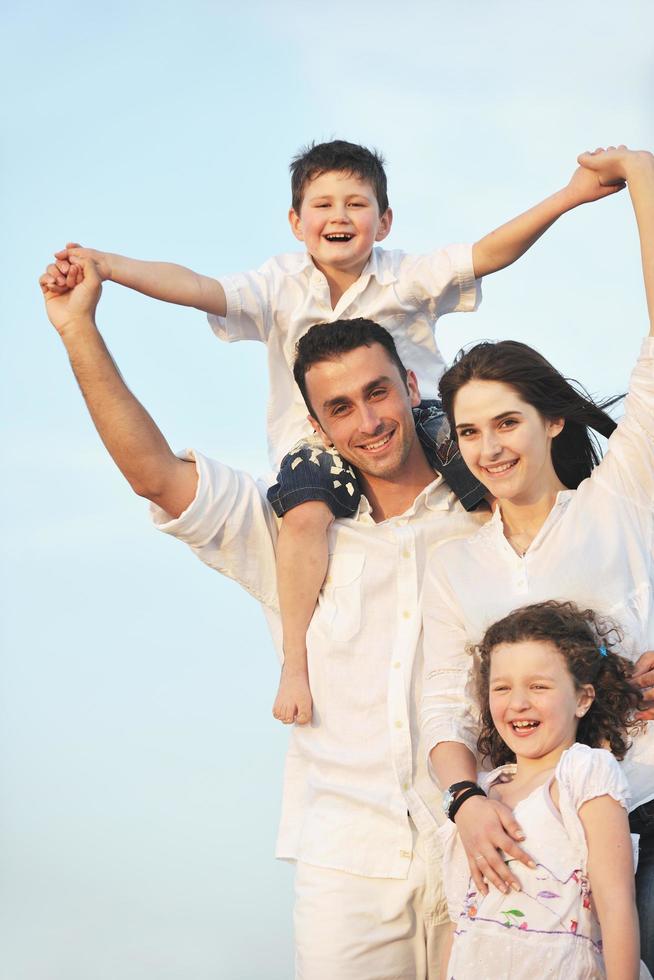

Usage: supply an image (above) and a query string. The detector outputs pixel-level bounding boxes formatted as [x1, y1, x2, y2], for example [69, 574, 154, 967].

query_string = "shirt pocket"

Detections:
[315, 551, 366, 643]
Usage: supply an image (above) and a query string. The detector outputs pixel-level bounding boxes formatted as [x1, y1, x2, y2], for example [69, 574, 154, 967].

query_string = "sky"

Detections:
[1, 2, 653, 977]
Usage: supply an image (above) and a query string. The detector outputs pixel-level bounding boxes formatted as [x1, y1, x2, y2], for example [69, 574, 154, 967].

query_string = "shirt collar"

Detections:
[296, 247, 398, 287]
[365, 247, 398, 286]
[354, 473, 452, 524]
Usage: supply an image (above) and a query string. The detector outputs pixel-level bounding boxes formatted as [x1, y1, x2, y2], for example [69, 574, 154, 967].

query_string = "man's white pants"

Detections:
[294, 827, 450, 979]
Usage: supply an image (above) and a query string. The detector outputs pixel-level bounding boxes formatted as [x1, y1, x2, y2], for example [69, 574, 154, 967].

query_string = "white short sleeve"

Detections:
[207, 263, 275, 343]
[397, 243, 481, 319]
[556, 744, 631, 858]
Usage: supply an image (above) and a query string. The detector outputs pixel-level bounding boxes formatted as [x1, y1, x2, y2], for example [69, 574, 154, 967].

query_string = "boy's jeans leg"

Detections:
[630, 801, 654, 972]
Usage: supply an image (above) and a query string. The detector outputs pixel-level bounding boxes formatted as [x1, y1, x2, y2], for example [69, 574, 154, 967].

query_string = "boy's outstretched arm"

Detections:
[471, 155, 625, 279]
[39, 256, 198, 518]
[44, 243, 227, 317]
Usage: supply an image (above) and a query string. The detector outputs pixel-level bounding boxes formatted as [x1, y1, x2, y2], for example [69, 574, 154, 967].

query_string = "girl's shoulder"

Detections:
[480, 763, 516, 798]
[556, 744, 631, 815]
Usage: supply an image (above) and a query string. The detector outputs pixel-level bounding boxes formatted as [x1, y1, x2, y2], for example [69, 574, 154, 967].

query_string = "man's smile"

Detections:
[356, 428, 396, 453]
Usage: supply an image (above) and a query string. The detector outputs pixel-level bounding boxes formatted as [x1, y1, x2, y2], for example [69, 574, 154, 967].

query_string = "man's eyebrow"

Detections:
[455, 410, 525, 430]
[322, 375, 393, 411]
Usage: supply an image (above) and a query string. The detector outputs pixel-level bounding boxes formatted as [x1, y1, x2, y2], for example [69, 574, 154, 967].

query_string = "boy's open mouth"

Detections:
[324, 233, 354, 242]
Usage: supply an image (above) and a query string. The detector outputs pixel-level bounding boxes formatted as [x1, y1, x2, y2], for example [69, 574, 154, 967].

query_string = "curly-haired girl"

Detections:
[439, 601, 650, 980]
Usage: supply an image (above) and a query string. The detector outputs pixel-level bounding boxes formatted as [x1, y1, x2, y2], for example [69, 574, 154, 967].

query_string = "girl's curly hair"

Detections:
[476, 600, 643, 768]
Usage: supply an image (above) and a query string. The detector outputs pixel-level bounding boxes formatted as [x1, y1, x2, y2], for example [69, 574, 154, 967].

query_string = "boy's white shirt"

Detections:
[209, 244, 481, 468]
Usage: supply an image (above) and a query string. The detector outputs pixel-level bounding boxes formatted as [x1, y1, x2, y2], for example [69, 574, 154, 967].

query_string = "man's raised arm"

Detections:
[40, 256, 198, 518]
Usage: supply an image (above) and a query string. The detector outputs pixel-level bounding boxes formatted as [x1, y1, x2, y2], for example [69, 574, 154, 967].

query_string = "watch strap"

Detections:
[448, 785, 487, 823]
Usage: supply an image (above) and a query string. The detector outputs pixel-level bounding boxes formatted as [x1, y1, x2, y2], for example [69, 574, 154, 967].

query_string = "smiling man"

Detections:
[40, 261, 503, 978]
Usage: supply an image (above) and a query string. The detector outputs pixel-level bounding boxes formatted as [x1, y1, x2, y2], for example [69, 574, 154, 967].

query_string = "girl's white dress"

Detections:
[440, 744, 650, 979]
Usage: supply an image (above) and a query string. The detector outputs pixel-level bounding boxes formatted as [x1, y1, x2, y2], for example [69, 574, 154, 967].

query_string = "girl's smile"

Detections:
[489, 639, 594, 772]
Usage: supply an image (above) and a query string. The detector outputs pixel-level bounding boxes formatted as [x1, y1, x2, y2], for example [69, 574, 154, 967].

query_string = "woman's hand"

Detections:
[578, 145, 654, 186]
[632, 650, 654, 721]
[453, 794, 536, 896]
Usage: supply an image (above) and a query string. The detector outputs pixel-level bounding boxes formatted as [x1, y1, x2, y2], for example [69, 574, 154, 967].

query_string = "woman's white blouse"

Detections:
[421, 338, 654, 808]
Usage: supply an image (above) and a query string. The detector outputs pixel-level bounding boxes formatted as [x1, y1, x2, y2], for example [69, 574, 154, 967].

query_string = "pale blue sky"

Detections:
[2, 2, 653, 977]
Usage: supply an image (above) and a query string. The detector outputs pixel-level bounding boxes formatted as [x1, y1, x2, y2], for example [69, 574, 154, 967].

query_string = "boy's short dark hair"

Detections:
[293, 318, 407, 418]
[290, 140, 389, 214]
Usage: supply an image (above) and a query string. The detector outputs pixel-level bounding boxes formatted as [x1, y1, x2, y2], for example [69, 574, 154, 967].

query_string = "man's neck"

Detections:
[358, 448, 437, 523]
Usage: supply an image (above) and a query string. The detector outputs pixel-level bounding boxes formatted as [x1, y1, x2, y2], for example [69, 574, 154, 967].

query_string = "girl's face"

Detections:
[488, 639, 594, 768]
[452, 380, 564, 504]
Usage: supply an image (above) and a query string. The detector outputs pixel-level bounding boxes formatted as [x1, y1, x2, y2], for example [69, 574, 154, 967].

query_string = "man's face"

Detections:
[288, 171, 392, 280]
[305, 343, 421, 481]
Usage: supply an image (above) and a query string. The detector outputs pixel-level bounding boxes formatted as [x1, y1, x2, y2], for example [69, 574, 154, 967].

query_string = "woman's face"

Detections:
[452, 379, 564, 504]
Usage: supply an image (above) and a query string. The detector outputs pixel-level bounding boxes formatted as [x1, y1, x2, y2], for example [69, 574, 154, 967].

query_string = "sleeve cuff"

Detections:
[207, 276, 246, 343]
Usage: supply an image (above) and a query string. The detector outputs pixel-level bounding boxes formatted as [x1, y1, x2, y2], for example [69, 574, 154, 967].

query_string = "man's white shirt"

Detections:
[151, 454, 487, 878]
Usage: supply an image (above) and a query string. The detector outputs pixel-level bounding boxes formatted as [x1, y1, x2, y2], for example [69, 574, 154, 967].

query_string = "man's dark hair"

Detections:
[290, 140, 389, 214]
[293, 318, 407, 418]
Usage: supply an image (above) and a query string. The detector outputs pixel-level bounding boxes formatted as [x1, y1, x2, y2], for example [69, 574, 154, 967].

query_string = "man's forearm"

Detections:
[60, 314, 197, 516]
[106, 254, 227, 316]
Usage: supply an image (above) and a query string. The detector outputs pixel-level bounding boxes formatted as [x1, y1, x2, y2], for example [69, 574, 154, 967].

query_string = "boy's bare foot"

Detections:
[273, 663, 313, 725]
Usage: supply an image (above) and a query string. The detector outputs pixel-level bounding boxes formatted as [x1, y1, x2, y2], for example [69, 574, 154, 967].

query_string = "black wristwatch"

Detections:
[442, 780, 487, 822]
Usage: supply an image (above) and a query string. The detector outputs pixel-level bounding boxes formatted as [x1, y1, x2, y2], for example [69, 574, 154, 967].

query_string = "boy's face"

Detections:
[289, 171, 392, 281]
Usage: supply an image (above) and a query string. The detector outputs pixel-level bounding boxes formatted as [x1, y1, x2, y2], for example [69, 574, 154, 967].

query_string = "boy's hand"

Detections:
[578, 145, 654, 187]
[565, 149, 626, 207]
[44, 243, 112, 295]
[39, 256, 102, 337]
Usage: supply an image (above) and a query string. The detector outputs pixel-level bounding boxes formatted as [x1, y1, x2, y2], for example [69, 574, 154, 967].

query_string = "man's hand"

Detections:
[43, 243, 112, 296]
[632, 650, 654, 721]
[453, 794, 535, 896]
[564, 151, 626, 207]
[39, 255, 102, 337]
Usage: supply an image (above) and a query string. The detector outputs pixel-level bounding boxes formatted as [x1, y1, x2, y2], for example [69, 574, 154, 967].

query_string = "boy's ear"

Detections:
[375, 207, 393, 243]
[308, 414, 333, 448]
[289, 208, 305, 243]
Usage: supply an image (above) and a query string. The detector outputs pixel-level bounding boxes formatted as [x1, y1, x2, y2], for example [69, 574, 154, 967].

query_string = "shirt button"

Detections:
[393, 661, 401, 669]
[403, 782, 409, 791]
[402, 610, 411, 619]
[395, 720, 403, 729]
[402, 549, 411, 559]
[400, 849, 412, 859]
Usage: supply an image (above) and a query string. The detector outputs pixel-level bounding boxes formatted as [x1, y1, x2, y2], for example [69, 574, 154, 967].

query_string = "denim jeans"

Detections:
[630, 800, 654, 972]
[267, 400, 486, 518]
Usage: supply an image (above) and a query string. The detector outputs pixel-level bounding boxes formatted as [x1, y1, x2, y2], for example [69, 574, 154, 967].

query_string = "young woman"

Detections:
[421, 145, 654, 971]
